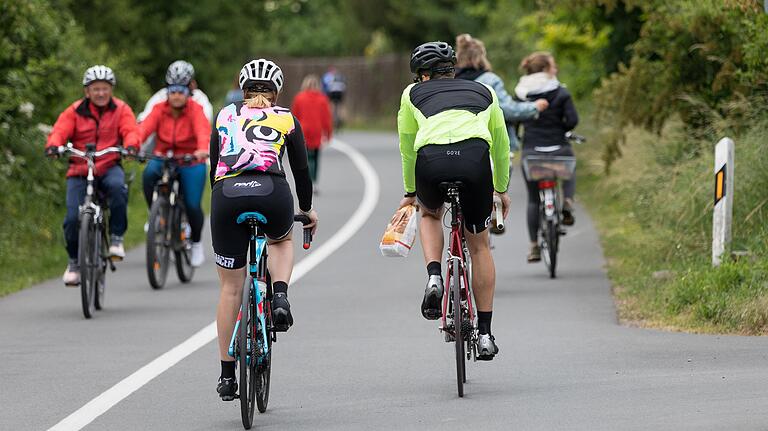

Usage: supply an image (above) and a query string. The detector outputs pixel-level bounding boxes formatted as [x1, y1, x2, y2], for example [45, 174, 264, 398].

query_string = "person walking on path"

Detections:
[291, 74, 333, 190]
[454, 34, 548, 153]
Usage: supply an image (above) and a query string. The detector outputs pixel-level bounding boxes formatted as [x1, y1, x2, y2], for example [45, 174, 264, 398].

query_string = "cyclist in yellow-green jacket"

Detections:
[397, 41, 510, 360]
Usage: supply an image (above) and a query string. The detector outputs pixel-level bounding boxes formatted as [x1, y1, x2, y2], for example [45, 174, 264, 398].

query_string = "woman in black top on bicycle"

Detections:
[210, 59, 318, 400]
[514, 52, 579, 262]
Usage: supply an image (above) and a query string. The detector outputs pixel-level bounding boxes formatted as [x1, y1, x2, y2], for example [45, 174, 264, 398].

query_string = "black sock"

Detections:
[478, 311, 492, 335]
[221, 360, 236, 379]
[273, 281, 288, 296]
[427, 261, 441, 277]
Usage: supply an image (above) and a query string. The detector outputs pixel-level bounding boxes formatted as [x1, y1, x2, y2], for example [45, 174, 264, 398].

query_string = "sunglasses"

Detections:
[167, 85, 190, 95]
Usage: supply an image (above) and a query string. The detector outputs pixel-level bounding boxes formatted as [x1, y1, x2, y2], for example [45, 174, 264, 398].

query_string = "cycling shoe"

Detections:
[217, 377, 238, 401]
[476, 334, 499, 361]
[421, 274, 443, 320]
[272, 293, 293, 332]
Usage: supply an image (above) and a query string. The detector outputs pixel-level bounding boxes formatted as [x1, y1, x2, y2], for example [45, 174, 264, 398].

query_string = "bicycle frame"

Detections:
[538, 179, 562, 223]
[440, 188, 476, 339]
[228, 224, 270, 361]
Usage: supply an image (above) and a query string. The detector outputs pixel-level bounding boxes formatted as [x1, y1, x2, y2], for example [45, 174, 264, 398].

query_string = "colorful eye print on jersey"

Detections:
[215, 105, 295, 180]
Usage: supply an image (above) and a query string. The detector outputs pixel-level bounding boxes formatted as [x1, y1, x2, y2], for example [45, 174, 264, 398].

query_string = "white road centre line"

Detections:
[48, 138, 380, 431]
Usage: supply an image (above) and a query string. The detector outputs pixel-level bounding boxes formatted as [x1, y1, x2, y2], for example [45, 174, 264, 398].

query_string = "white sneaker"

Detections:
[62, 264, 80, 286]
[109, 242, 126, 260]
[190, 242, 205, 267]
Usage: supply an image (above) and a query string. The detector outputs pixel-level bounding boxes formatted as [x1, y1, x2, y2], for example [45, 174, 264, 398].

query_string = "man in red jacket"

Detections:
[45, 65, 140, 286]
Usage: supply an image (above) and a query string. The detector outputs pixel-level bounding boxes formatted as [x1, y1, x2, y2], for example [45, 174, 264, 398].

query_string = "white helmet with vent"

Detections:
[166, 60, 195, 86]
[238, 59, 284, 92]
[82, 65, 116, 86]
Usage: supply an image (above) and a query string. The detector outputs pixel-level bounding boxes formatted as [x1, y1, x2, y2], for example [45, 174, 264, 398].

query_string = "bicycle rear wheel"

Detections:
[452, 259, 465, 397]
[146, 198, 171, 289]
[546, 220, 558, 278]
[255, 277, 272, 413]
[239, 276, 257, 429]
[78, 212, 97, 318]
[173, 205, 194, 283]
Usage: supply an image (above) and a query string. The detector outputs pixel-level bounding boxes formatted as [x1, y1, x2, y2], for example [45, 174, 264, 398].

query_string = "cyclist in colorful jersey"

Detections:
[137, 66, 210, 266]
[210, 59, 318, 400]
[397, 42, 511, 360]
[45, 65, 140, 286]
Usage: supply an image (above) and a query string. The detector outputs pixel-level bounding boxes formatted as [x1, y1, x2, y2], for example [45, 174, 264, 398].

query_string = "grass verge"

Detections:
[578, 106, 768, 334]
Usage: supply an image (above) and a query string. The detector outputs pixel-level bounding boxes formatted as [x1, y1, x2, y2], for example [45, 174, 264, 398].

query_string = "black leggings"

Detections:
[522, 148, 576, 242]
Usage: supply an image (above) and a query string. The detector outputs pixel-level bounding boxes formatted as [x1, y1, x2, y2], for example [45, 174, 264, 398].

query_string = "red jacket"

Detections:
[291, 89, 333, 150]
[138, 99, 210, 158]
[46, 97, 140, 177]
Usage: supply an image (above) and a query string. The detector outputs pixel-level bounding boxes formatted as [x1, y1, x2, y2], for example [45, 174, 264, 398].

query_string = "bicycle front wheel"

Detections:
[239, 276, 257, 429]
[146, 198, 171, 289]
[78, 212, 97, 319]
[94, 227, 106, 310]
[452, 260, 465, 397]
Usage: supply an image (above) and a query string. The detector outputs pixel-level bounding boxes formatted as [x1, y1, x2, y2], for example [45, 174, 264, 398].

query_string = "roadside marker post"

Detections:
[712, 137, 734, 266]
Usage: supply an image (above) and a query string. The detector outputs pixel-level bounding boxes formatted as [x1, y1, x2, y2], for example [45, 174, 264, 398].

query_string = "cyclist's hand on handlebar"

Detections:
[126, 146, 139, 157]
[45, 146, 60, 159]
[398, 195, 416, 209]
[303, 209, 319, 236]
[534, 99, 549, 112]
[495, 191, 511, 220]
[194, 150, 209, 161]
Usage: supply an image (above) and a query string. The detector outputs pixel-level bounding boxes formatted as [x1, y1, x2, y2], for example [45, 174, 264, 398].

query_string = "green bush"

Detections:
[594, 0, 768, 168]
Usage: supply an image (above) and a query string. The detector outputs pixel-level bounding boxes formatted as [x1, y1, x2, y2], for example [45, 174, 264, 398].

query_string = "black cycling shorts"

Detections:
[210, 174, 294, 269]
[415, 138, 493, 234]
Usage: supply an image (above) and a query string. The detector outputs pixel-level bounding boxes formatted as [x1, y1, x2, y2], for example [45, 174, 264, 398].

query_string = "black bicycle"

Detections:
[56, 143, 129, 318]
[141, 151, 196, 289]
[227, 212, 312, 429]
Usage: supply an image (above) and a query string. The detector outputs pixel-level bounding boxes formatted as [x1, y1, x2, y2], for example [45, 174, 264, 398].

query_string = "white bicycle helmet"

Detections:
[82, 65, 116, 86]
[166, 60, 195, 86]
[238, 59, 284, 92]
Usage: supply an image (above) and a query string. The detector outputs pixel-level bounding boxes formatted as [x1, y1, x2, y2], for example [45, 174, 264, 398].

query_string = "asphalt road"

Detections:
[1, 131, 767, 431]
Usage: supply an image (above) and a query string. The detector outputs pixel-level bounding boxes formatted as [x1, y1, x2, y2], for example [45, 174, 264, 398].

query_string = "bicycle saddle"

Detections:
[236, 211, 268, 225]
[438, 181, 465, 192]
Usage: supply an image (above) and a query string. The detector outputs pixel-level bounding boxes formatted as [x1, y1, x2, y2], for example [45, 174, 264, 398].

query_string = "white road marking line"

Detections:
[48, 138, 380, 431]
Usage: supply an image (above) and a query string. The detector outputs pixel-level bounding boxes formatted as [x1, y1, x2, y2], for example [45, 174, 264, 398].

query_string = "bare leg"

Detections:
[465, 229, 494, 312]
[419, 208, 444, 265]
[216, 266, 247, 361]
[267, 232, 293, 284]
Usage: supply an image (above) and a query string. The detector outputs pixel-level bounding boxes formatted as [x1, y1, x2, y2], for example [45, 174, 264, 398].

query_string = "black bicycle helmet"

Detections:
[409, 41, 457, 74]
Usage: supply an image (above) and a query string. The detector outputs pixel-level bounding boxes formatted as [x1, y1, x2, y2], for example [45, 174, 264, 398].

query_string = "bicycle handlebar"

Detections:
[565, 131, 586, 145]
[293, 214, 313, 249]
[57, 143, 129, 159]
[137, 152, 197, 164]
